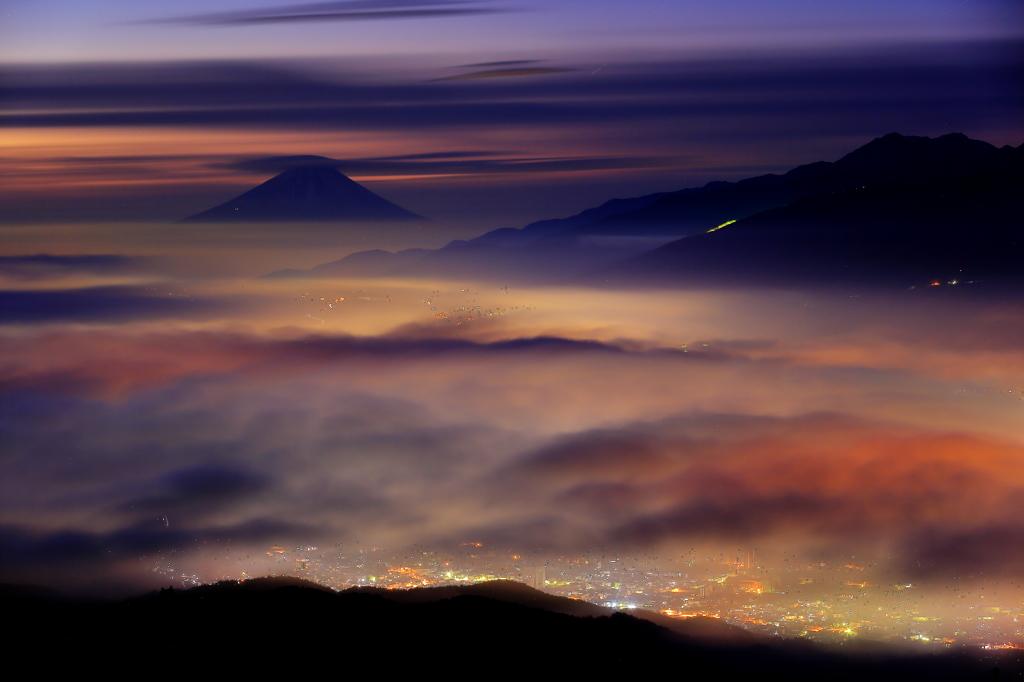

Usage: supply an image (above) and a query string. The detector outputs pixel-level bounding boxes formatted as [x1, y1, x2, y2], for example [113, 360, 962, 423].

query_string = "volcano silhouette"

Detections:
[181, 165, 424, 222]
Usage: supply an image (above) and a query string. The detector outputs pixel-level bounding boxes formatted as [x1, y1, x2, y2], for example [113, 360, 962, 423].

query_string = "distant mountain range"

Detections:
[599, 162, 1023, 288]
[265, 133, 1023, 287]
[7, 577, 1020, 678]
[182, 163, 424, 222]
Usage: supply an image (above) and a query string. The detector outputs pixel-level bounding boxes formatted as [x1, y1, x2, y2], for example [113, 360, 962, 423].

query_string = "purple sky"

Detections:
[3, 1, 1021, 63]
[2, 0, 1021, 225]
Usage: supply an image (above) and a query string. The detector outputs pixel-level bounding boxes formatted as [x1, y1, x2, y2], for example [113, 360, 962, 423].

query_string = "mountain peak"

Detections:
[834, 132, 997, 172]
[181, 165, 424, 223]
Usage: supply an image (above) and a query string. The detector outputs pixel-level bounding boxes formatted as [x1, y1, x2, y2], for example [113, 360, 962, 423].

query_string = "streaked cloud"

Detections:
[4, 41, 1018, 222]
[5, 42, 1018, 132]
[141, 0, 505, 26]
[225, 152, 671, 175]
[432, 68, 573, 80]
[0, 255, 145, 282]
[0, 286, 227, 324]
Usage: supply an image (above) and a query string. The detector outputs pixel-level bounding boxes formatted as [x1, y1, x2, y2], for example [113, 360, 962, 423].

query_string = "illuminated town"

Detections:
[153, 543, 1023, 650]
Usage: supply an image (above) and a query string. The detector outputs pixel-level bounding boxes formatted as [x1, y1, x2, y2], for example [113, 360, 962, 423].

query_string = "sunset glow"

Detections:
[2, 0, 1022, 660]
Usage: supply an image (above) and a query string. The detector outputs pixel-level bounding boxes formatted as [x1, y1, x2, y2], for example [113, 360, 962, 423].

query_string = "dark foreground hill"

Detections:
[5, 578, 1020, 678]
[181, 165, 423, 222]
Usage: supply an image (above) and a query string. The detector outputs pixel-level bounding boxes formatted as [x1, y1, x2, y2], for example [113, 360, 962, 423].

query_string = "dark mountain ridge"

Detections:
[470, 189, 673, 247]
[5, 577, 1019, 678]
[263, 133, 1022, 284]
[466, 132, 1022, 247]
[345, 578, 753, 644]
[566, 132, 1022, 239]
[181, 164, 424, 222]
[597, 162, 1023, 288]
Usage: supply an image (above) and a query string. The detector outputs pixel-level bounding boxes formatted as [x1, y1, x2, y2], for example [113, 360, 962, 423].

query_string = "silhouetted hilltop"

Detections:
[831, 131, 1001, 172]
[181, 165, 424, 222]
[5, 578, 1021, 678]
[565, 132, 1022, 239]
[470, 190, 672, 247]
[263, 247, 432, 279]
[464, 132, 1023, 246]
[596, 163, 1023, 288]
[148, 575, 335, 597]
[347, 578, 753, 644]
[0, 582, 78, 604]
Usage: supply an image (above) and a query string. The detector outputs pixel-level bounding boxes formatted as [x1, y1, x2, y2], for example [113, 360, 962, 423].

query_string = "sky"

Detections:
[2, 0, 1022, 228]
[1, 1, 1023, 600]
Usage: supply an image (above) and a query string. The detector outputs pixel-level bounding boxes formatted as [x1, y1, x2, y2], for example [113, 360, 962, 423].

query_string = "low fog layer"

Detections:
[2, 271, 1021, 595]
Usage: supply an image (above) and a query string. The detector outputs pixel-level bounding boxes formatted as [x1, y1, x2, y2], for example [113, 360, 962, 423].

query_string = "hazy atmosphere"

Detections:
[2, 0, 1023, 657]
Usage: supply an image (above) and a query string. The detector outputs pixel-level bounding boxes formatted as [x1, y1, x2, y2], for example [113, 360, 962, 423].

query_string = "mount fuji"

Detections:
[181, 163, 423, 222]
